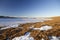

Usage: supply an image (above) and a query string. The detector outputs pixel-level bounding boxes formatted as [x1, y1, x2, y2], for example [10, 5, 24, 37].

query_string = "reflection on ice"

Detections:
[12, 32, 34, 40]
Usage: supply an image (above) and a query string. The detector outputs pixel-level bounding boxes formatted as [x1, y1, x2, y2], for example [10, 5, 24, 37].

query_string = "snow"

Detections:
[12, 32, 34, 40]
[31, 25, 52, 31]
[0, 24, 19, 30]
[12, 34, 60, 40]
[49, 36, 60, 40]
[40, 25, 52, 31]
[29, 25, 34, 29]
[12, 36, 34, 40]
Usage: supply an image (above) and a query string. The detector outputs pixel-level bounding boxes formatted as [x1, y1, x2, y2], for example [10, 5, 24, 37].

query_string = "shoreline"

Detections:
[0, 17, 60, 40]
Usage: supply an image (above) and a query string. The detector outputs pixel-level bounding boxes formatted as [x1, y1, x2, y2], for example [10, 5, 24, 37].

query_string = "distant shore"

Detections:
[0, 16, 18, 19]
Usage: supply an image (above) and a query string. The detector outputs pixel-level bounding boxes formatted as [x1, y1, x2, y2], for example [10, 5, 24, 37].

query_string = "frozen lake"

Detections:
[0, 18, 44, 26]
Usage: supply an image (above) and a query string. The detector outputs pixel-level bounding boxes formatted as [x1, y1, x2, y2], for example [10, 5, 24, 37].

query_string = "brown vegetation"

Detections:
[0, 17, 60, 40]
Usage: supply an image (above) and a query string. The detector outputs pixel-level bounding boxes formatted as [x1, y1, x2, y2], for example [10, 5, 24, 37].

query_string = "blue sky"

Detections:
[0, 0, 60, 17]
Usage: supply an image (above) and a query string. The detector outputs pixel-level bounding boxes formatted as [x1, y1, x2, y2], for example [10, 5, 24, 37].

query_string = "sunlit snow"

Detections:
[12, 32, 34, 40]
[0, 24, 19, 30]
[48, 36, 60, 40]
[31, 25, 52, 31]
[40, 25, 52, 31]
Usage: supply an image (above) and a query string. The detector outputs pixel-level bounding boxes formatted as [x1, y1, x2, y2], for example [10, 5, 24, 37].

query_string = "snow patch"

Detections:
[49, 36, 60, 40]
[0, 24, 19, 30]
[31, 25, 52, 31]
[12, 32, 34, 40]
[40, 25, 52, 31]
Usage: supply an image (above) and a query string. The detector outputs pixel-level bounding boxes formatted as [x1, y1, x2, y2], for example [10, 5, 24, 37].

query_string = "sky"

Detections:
[0, 0, 60, 17]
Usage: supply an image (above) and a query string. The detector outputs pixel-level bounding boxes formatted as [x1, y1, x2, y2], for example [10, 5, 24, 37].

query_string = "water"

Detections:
[0, 18, 43, 26]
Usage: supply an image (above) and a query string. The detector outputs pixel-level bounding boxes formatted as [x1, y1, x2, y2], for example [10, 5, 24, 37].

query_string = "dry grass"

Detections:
[0, 16, 60, 40]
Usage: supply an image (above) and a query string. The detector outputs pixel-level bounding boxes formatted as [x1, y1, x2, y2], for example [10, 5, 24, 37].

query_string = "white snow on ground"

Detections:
[31, 25, 52, 31]
[12, 32, 34, 40]
[12, 36, 34, 40]
[37, 36, 60, 40]
[29, 25, 34, 29]
[50, 36, 60, 40]
[40, 25, 52, 31]
[0, 24, 19, 30]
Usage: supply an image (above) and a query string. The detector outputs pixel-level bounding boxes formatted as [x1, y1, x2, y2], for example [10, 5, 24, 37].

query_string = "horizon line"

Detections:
[0, 15, 60, 17]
